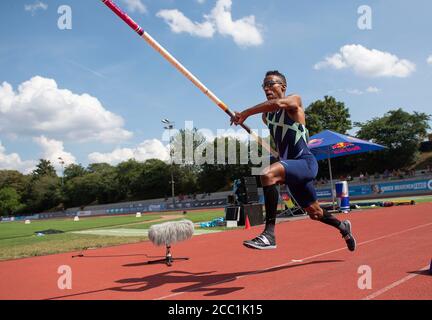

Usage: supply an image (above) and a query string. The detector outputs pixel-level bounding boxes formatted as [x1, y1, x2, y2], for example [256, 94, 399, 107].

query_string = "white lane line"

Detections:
[362, 265, 430, 300]
[155, 222, 432, 300]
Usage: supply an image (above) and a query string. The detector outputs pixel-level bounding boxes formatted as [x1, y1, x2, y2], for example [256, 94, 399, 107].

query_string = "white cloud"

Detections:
[24, 1, 47, 15]
[427, 55, 432, 65]
[366, 86, 380, 93]
[121, 0, 147, 14]
[346, 89, 363, 95]
[347, 87, 380, 95]
[34, 136, 76, 173]
[0, 76, 132, 143]
[317, 54, 347, 70]
[0, 136, 76, 174]
[197, 0, 206, 3]
[0, 141, 36, 174]
[208, 0, 263, 47]
[314, 44, 416, 78]
[157, 0, 263, 47]
[88, 139, 169, 165]
[157, 9, 215, 38]
[329, 86, 381, 95]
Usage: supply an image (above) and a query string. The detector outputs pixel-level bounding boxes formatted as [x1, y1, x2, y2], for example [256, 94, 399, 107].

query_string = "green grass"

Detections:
[126, 210, 225, 229]
[412, 196, 432, 203]
[0, 209, 225, 261]
[0, 233, 147, 260]
[0, 214, 161, 240]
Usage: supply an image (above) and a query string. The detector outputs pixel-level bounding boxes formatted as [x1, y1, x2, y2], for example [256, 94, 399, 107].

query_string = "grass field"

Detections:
[1, 194, 431, 261]
[0, 214, 162, 240]
[0, 209, 226, 261]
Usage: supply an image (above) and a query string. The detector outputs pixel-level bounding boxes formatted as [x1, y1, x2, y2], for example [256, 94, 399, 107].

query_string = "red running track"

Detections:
[0, 203, 431, 300]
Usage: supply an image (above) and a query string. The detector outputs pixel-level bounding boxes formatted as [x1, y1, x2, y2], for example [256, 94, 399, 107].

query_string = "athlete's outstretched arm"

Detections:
[231, 95, 302, 126]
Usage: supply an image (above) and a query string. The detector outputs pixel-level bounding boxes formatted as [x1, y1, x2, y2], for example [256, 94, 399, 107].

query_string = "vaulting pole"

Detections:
[101, 0, 277, 157]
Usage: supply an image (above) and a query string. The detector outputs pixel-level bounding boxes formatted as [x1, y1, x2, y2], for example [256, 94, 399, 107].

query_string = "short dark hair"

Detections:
[265, 70, 286, 85]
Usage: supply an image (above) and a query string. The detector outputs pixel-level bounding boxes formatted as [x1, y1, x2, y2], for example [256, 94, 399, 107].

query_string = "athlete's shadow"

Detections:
[47, 259, 343, 300]
[112, 259, 343, 297]
[74, 253, 164, 259]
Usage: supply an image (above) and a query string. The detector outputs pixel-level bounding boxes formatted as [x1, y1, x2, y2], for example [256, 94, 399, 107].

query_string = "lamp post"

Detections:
[58, 157, 65, 187]
[162, 119, 175, 208]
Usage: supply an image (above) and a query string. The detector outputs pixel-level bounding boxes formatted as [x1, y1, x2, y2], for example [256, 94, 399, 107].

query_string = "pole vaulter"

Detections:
[101, 0, 278, 157]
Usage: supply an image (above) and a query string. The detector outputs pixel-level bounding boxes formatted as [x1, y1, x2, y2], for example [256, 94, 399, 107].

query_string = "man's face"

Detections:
[262, 75, 286, 100]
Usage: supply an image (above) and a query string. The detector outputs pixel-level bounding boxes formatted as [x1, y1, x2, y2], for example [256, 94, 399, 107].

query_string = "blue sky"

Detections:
[0, 0, 431, 173]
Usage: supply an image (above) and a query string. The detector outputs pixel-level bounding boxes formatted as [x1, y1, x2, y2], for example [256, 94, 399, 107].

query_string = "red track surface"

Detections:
[1, 203, 431, 300]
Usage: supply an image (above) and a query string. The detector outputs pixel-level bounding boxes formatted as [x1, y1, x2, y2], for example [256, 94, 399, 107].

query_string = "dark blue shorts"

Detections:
[279, 155, 318, 208]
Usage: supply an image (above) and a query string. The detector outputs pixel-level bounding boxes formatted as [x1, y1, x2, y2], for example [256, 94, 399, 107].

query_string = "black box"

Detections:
[225, 206, 241, 221]
[238, 203, 264, 226]
[235, 176, 259, 204]
[242, 177, 258, 202]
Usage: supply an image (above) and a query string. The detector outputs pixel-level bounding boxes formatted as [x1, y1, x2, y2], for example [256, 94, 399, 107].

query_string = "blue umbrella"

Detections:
[307, 130, 386, 208]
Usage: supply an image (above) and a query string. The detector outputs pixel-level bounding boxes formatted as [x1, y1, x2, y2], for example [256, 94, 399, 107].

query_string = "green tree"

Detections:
[0, 170, 29, 195]
[0, 187, 24, 216]
[116, 159, 146, 200]
[355, 108, 431, 171]
[86, 163, 122, 204]
[171, 128, 207, 168]
[139, 159, 172, 199]
[197, 137, 253, 192]
[26, 176, 62, 212]
[175, 165, 199, 195]
[64, 164, 87, 181]
[305, 96, 352, 136]
[64, 174, 101, 207]
[32, 159, 57, 178]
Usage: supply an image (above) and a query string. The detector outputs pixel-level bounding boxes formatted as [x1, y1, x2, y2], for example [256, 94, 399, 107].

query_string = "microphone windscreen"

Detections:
[148, 219, 194, 246]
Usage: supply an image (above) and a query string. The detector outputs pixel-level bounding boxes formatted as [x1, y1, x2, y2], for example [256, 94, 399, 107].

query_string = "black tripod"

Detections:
[72, 247, 87, 258]
[146, 245, 189, 267]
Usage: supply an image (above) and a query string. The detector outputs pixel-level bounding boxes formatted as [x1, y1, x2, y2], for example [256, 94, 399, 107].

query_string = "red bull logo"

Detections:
[332, 142, 355, 150]
[331, 142, 361, 154]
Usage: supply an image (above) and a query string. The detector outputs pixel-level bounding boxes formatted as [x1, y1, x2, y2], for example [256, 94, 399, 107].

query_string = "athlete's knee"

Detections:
[261, 169, 281, 186]
[305, 204, 323, 220]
